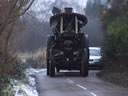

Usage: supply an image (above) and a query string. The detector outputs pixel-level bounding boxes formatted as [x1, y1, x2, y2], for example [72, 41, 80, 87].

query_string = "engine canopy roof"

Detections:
[50, 13, 88, 27]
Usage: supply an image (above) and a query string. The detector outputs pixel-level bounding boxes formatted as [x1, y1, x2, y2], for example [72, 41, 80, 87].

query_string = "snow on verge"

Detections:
[14, 68, 46, 96]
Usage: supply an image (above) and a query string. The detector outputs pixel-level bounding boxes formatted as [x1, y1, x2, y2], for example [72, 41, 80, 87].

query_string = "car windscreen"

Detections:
[90, 49, 101, 56]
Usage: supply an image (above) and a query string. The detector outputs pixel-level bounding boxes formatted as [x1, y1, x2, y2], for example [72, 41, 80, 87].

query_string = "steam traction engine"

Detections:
[46, 8, 89, 77]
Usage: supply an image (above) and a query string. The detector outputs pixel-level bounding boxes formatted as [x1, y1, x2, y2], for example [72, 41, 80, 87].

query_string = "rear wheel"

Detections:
[49, 61, 55, 77]
[49, 49, 55, 77]
[80, 49, 89, 77]
[46, 59, 49, 76]
[46, 36, 55, 76]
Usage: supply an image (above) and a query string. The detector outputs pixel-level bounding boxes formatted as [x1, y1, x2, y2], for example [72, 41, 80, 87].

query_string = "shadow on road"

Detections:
[54, 70, 100, 78]
[56, 71, 81, 77]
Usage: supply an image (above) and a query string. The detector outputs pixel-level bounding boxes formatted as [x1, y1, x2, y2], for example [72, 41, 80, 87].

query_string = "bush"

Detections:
[103, 17, 128, 58]
[12, 59, 27, 79]
[101, 8, 120, 30]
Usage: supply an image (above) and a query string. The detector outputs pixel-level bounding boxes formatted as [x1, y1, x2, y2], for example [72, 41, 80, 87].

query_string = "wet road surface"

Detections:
[36, 70, 128, 96]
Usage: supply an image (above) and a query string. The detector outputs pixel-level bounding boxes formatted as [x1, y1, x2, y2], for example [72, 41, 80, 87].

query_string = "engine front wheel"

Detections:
[56, 68, 60, 73]
[80, 49, 89, 77]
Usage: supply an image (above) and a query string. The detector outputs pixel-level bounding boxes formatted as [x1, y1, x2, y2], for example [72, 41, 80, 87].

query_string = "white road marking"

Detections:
[66, 78, 74, 84]
[90, 92, 97, 96]
[64, 77, 88, 91]
[76, 84, 87, 90]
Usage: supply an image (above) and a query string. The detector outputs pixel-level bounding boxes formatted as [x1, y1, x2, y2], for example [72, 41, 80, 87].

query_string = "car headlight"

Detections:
[94, 59, 99, 62]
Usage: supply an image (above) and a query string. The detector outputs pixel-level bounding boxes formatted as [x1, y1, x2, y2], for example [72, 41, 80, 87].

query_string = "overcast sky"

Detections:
[30, 0, 88, 21]
[33, 0, 88, 10]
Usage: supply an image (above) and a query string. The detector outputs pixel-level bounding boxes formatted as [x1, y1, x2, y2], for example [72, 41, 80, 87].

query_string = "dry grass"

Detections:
[17, 48, 46, 68]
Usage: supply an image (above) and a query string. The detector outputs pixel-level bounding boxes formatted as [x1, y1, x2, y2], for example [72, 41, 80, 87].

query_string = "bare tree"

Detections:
[0, 0, 35, 79]
[0, 0, 35, 36]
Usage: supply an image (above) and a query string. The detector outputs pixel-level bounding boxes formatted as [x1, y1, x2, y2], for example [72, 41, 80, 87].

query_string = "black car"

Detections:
[46, 8, 89, 77]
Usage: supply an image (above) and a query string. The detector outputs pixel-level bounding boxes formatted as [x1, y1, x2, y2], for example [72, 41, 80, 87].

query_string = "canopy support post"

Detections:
[60, 16, 63, 33]
[75, 16, 78, 34]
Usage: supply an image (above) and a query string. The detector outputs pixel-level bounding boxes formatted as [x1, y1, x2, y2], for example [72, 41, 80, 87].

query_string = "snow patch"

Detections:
[14, 68, 45, 96]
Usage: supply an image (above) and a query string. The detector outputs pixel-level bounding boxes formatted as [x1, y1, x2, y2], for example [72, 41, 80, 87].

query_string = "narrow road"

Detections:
[36, 70, 128, 96]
